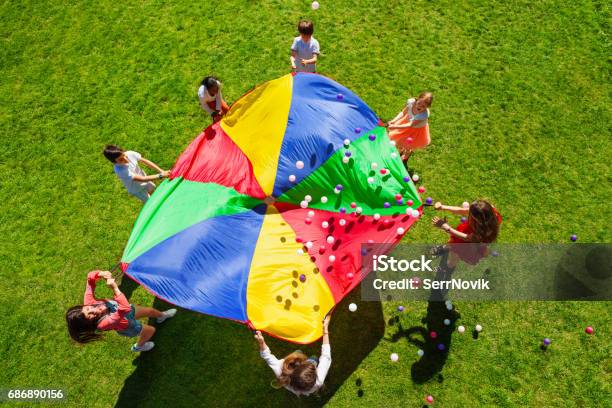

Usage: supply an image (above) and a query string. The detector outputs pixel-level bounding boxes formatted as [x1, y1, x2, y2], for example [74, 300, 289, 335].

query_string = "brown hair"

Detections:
[66, 305, 102, 344]
[467, 200, 500, 243]
[275, 352, 317, 391]
[417, 91, 433, 108]
[103, 144, 125, 163]
[298, 20, 314, 36]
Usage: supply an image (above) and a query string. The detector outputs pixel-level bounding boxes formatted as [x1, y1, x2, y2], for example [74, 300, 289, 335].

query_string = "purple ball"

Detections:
[543, 338, 551, 346]
[383, 202, 391, 208]
[336, 93, 344, 100]
[361, 249, 367, 256]
[403, 176, 410, 183]
[570, 234, 577, 242]
[368, 134, 376, 141]
[354, 127, 362, 133]
[345, 151, 352, 157]
[396, 199, 404, 205]
[339, 207, 346, 214]
[336, 184, 343, 191]
[460, 217, 467, 223]
[397, 305, 405, 312]
[491, 250, 499, 257]
[437, 343, 446, 351]
[299, 274, 306, 283]
[425, 197, 433, 205]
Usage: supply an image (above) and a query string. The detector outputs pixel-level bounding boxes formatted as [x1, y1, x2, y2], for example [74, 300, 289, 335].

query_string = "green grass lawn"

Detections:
[1, 0, 610, 406]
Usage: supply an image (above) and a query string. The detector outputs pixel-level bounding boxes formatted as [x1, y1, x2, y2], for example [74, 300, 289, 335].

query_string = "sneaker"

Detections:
[131, 341, 155, 352]
[156, 308, 177, 324]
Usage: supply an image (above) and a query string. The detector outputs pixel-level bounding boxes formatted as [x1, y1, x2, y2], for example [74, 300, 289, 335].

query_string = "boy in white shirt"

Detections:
[103, 145, 170, 203]
[290, 20, 320, 73]
[198, 76, 229, 122]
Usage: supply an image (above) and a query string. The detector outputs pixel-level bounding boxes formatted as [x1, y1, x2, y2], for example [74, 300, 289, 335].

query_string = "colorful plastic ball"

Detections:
[334, 188, 340, 194]
[585, 326, 594, 335]
[296, 160, 304, 169]
[457, 325, 466, 333]
[342, 156, 350, 164]
[403, 176, 410, 182]
[390, 140, 396, 147]
[383, 219, 390, 225]
[307, 210, 315, 217]
[326, 236, 334, 244]
[475, 324, 483, 332]
[380, 168, 388, 175]
[339, 219, 347, 226]
[354, 127, 362, 133]
[337, 93, 344, 101]
[406, 137, 413, 143]
[460, 217, 467, 223]
[491, 250, 499, 257]
[396, 227, 405, 235]
[412, 174, 420, 182]
[339, 207, 346, 213]
[304, 218, 312, 225]
[371, 162, 378, 170]
[320, 196, 328, 203]
[350, 202, 357, 208]
[289, 174, 296, 182]
[346, 272, 354, 279]
[367, 239, 374, 244]
[395, 194, 402, 200]
[418, 186, 426, 193]
[348, 302, 357, 312]
[425, 197, 433, 205]
[356, 206, 363, 214]
[407, 199, 414, 206]
[343, 138, 350, 146]
[368, 134, 376, 141]
[305, 195, 312, 202]
[305, 241, 313, 249]
[390, 353, 399, 362]
[417, 349, 425, 357]
[300, 201, 308, 209]
[411, 209, 420, 217]
[437, 343, 446, 351]
[543, 338, 552, 346]
[444, 319, 451, 326]
[297, 249, 304, 255]
[405, 208, 413, 215]
[396, 199, 404, 205]
[344, 151, 352, 157]
[397, 305, 405, 312]
[329, 255, 336, 262]
[430, 331, 438, 339]
[319, 245, 326, 253]
[360, 248, 367, 256]
[322, 221, 329, 228]
[311, 1, 320, 10]
[445, 303, 453, 311]
[299, 274, 306, 282]
[367, 177, 375, 183]
[373, 213, 381, 220]
[426, 395, 434, 404]
[570, 234, 577, 242]
[336, 184, 344, 191]
[295, 237, 303, 243]
[383, 202, 391, 208]
[462, 201, 470, 209]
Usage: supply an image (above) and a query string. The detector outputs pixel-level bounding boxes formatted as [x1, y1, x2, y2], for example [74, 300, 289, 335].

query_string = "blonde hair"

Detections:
[417, 91, 433, 108]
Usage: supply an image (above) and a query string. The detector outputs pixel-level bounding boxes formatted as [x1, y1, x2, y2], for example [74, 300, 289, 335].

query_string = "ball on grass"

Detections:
[437, 343, 446, 351]
[417, 349, 425, 357]
[348, 302, 357, 312]
[585, 326, 594, 335]
[570, 234, 577, 242]
[444, 319, 451, 326]
[457, 325, 465, 333]
[425, 197, 433, 205]
[397, 305, 405, 312]
[462, 201, 470, 209]
[390, 353, 399, 362]
[430, 331, 438, 339]
[311, 1, 320, 10]
[543, 338, 551, 346]
[426, 395, 434, 404]
[412, 174, 420, 182]
[475, 324, 483, 332]
[418, 186, 426, 193]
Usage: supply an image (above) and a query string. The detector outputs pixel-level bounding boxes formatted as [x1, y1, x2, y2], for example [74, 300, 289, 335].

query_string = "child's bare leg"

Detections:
[134, 306, 163, 319]
[137, 324, 156, 347]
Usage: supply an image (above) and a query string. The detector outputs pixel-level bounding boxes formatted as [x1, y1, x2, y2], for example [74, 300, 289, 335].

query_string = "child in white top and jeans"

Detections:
[255, 315, 332, 396]
[290, 20, 320, 73]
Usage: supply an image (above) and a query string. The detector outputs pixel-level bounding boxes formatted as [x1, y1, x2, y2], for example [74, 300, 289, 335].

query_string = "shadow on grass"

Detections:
[114, 288, 384, 407]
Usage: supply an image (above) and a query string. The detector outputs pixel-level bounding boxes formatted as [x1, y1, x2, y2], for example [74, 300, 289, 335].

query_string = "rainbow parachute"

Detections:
[121, 73, 422, 343]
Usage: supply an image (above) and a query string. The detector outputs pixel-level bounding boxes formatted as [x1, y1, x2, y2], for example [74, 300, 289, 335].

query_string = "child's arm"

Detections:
[301, 54, 318, 65]
[290, 50, 298, 70]
[434, 202, 469, 216]
[139, 157, 165, 173]
[254, 331, 283, 377]
[432, 216, 469, 240]
[84, 271, 103, 304]
[97, 278, 132, 331]
[316, 315, 332, 386]
[216, 83, 223, 112]
[131, 171, 170, 183]
[388, 107, 408, 125]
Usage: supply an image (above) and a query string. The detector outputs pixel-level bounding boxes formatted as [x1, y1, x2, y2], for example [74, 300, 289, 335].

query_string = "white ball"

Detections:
[305, 241, 313, 249]
[289, 174, 296, 182]
[412, 174, 419, 182]
[334, 188, 340, 194]
[326, 236, 334, 244]
[475, 324, 483, 332]
[457, 325, 465, 333]
[367, 177, 374, 183]
[371, 162, 378, 170]
[417, 349, 424, 357]
[390, 353, 399, 362]
[374, 213, 381, 220]
[311, 1, 320, 10]
[411, 209, 420, 217]
[320, 196, 328, 203]
[343, 139, 350, 146]
[297, 249, 304, 255]
[296, 161, 304, 169]
[307, 210, 315, 217]
[444, 319, 451, 326]
[300, 201, 308, 209]
[339, 219, 346, 226]
[329, 255, 336, 262]
[305, 195, 312, 202]
[348, 302, 357, 312]
[322, 221, 329, 228]
[356, 207, 363, 214]
[396, 227, 405, 235]
[463, 201, 470, 209]
[390, 141, 396, 147]
[446, 303, 453, 310]
[342, 156, 350, 164]
[391, 152, 397, 159]
[405, 208, 413, 215]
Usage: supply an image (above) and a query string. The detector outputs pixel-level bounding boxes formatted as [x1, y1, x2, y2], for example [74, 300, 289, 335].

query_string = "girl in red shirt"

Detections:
[432, 200, 502, 267]
[66, 271, 176, 352]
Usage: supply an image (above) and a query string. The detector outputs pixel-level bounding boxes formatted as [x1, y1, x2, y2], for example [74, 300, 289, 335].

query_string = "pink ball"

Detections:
[407, 199, 413, 206]
[585, 326, 594, 335]
[426, 395, 434, 404]
[407, 137, 414, 143]
[418, 186, 426, 193]
[380, 169, 388, 175]
[295, 237, 303, 243]
[395, 194, 402, 200]
[319, 245, 326, 254]
[305, 218, 312, 224]
[346, 272, 354, 279]
[430, 331, 437, 339]
[350, 202, 357, 208]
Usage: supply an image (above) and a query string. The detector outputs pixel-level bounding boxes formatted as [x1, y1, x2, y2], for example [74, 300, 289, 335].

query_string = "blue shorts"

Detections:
[117, 305, 143, 338]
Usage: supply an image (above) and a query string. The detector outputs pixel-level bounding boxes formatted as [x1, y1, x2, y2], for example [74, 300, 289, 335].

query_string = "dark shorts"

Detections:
[117, 305, 143, 338]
